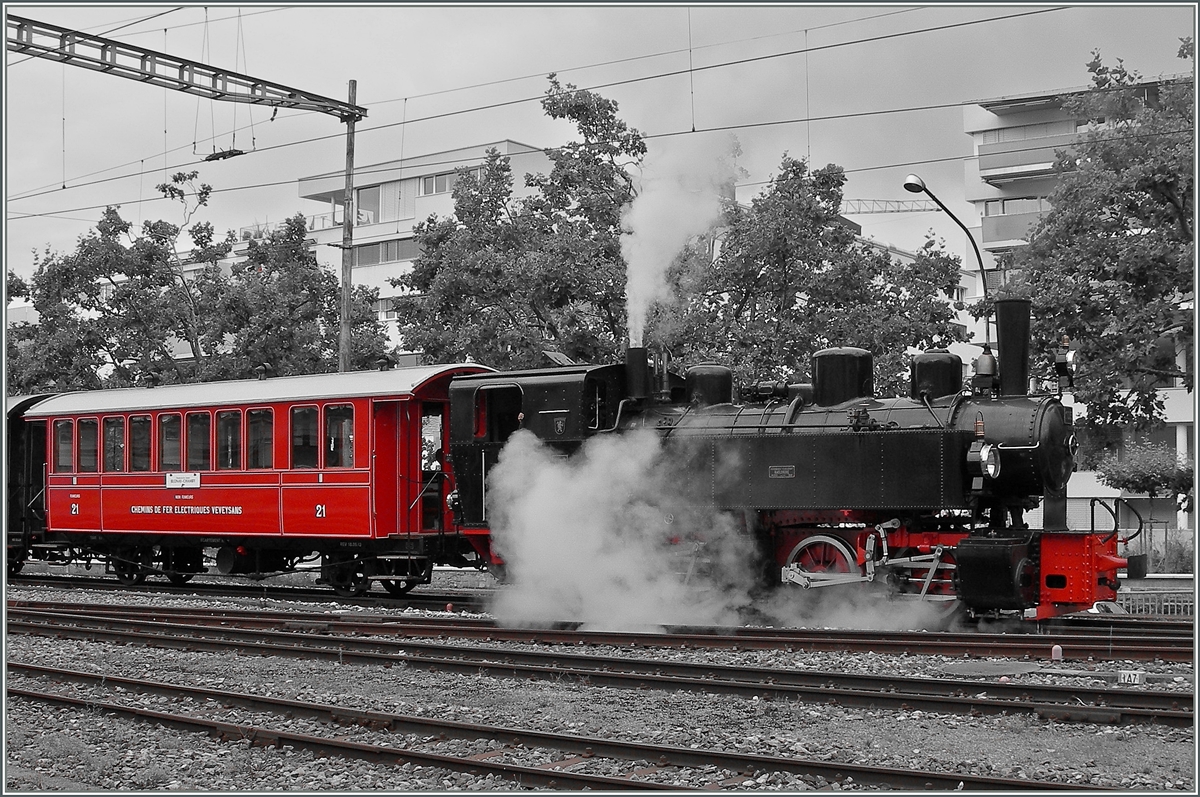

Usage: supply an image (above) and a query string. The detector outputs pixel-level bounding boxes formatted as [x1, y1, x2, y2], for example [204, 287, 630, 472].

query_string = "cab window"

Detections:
[217, 411, 242, 470]
[159, 414, 182, 471]
[53, 420, 73, 473]
[77, 419, 99, 473]
[291, 406, 318, 468]
[186, 412, 211, 471]
[103, 417, 126, 472]
[324, 405, 354, 468]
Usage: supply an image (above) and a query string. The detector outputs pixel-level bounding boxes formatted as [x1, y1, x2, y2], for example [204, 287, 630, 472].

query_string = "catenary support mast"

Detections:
[7, 14, 368, 372]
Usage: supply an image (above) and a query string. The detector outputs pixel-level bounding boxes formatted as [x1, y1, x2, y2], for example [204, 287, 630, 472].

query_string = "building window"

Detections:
[356, 185, 380, 225]
[355, 238, 421, 267]
[419, 167, 482, 196]
[374, 298, 400, 320]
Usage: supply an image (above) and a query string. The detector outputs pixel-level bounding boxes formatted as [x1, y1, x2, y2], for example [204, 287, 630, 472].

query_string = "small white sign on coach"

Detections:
[166, 472, 201, 488]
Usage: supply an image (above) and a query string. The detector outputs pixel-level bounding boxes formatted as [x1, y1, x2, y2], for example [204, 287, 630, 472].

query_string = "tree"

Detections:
[658, 157, 966, 394]
[1002, 41, 1194, 437]
[392, 76, 645, 369]
[1096, 441, 1194, 513]
[6, 181, 386, 394]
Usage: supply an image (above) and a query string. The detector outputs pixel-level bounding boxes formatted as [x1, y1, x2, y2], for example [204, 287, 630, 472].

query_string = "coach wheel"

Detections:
[166, 572, 194, 586]
[113, 550, 148, 586]
[784, 534, 856, 577]
[380, 579, 416, 596]
[7, 556, 25, 578]
[329, 563, 370, 598]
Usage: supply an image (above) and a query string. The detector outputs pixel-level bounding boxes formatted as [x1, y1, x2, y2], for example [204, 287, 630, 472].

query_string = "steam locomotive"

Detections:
[447, 298, 1145, 620]
[6, 298, 1144, 619]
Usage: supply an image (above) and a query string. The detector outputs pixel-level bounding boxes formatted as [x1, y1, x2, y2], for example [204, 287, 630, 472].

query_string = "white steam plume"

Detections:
[622, 133, 738, 347]
[485, 429, 759, 630]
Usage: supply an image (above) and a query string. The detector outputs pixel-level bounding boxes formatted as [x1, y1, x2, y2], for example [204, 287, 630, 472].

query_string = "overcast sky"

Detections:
[4, 3, 1195, 283]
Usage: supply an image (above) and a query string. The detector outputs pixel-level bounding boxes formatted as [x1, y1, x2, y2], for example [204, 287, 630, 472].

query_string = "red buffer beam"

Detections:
[6, 14, 366, 122]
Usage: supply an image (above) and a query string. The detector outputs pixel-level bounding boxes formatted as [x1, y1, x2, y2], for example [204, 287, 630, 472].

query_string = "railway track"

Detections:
[7, 603, 1192, 727]
[6, 574, 486, 613]
[10, 597, 1189, 662]
[5, 662, 1114, 791]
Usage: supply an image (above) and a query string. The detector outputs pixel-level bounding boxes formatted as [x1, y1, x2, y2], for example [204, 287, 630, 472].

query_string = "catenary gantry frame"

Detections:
[7, 13, 367, 372]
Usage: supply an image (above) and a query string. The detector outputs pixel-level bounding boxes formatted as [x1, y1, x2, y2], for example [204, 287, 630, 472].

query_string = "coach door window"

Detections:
[103, 417, 126, 472]
[187, 412, 212, 471]
[247, 409, 274, 469]
[291, 407, 319, 468]
[53, 420, 73, 473]
[77, 419, 99, 473]
[217, 411, 242, 470]
[324, 405, 354, 468]
[129, 416, 151, 471]
[159, 414, 182, 471]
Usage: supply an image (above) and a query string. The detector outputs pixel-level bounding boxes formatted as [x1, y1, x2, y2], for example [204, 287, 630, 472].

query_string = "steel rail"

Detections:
[7, 575, 487, 612]
[9, 598, 1189, 662]
[9, 604, 1191, 713]
[6, 662, 1110, 791]
[8, 612, 1191, 726]
[4, 685, 680, 790]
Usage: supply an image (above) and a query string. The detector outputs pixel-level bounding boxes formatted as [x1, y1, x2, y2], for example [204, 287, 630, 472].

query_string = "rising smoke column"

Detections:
[621, 133, 739, 347]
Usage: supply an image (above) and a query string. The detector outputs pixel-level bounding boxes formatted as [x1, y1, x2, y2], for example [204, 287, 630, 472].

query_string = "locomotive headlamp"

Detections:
[967, 440, 1001, 479]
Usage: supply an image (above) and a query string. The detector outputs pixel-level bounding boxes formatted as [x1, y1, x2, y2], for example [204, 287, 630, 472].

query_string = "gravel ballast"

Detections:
[4, 584, 1195, 791]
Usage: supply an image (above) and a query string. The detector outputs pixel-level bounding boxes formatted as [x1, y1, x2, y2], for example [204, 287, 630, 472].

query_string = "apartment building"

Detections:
[236, 140, 553, 356]
[962, 84, 1194, 540]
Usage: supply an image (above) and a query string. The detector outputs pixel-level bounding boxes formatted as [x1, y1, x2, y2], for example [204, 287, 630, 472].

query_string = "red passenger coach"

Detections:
[8, 364, 492, 595]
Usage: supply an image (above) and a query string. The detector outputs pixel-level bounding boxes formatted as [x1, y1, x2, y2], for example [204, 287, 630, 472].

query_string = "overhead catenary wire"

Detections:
[7, 6, 1069, 206]
[8, 125, 1187, 223]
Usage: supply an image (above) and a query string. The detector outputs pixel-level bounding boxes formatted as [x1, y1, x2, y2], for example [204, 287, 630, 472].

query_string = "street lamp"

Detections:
[903, 173, 990, 345]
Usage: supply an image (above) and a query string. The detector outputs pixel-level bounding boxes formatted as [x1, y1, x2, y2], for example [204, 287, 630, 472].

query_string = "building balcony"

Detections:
[978, 132, 1077, 183]
[981, 211, 1045, 248]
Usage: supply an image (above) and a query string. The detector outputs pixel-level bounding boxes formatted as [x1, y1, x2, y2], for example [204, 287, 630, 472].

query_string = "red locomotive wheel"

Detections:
[784, 534, 856, 574]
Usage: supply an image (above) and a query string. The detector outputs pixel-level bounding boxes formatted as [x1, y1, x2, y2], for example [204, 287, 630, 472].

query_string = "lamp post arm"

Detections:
[921, 186, 988, 304]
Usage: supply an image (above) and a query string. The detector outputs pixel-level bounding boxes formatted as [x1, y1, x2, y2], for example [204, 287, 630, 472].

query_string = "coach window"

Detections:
[247, 409, 274, 469]
[187, 412, 212, 471]
[159, 414, 182, 471]
[217, 411, 242, 470]
[129, 416, 151, 472]
[291, 406, 319, 469]
[103, 417, 126, 472]
[77, 419, 99, 473]
[324, 405, 354, 468]
[53, 420, 73, 473]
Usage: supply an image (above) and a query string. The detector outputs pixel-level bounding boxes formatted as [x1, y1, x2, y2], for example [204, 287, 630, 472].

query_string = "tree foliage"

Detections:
[1096, 441, 1194, 511]
[6, 174, 386, 394]
[657, 157, 966, 394]
[392, 76, 645, 369]
[1003, 40, 1194, 435]
[396, 80, 963, 393]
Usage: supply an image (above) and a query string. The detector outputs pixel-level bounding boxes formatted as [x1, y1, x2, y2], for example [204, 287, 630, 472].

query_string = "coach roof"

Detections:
[22, 364, 492, 417]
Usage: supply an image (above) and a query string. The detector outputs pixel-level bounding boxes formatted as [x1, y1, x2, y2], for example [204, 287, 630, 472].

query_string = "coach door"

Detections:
[372, 401, 401, 536]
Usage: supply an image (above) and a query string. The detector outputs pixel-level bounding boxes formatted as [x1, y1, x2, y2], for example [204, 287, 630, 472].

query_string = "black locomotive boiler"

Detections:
[447, 298, 1145, 620]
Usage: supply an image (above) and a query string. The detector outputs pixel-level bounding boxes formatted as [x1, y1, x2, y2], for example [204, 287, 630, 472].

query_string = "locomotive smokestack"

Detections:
[994, 298, 1031, 397]
[625, 346, 650, 399]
